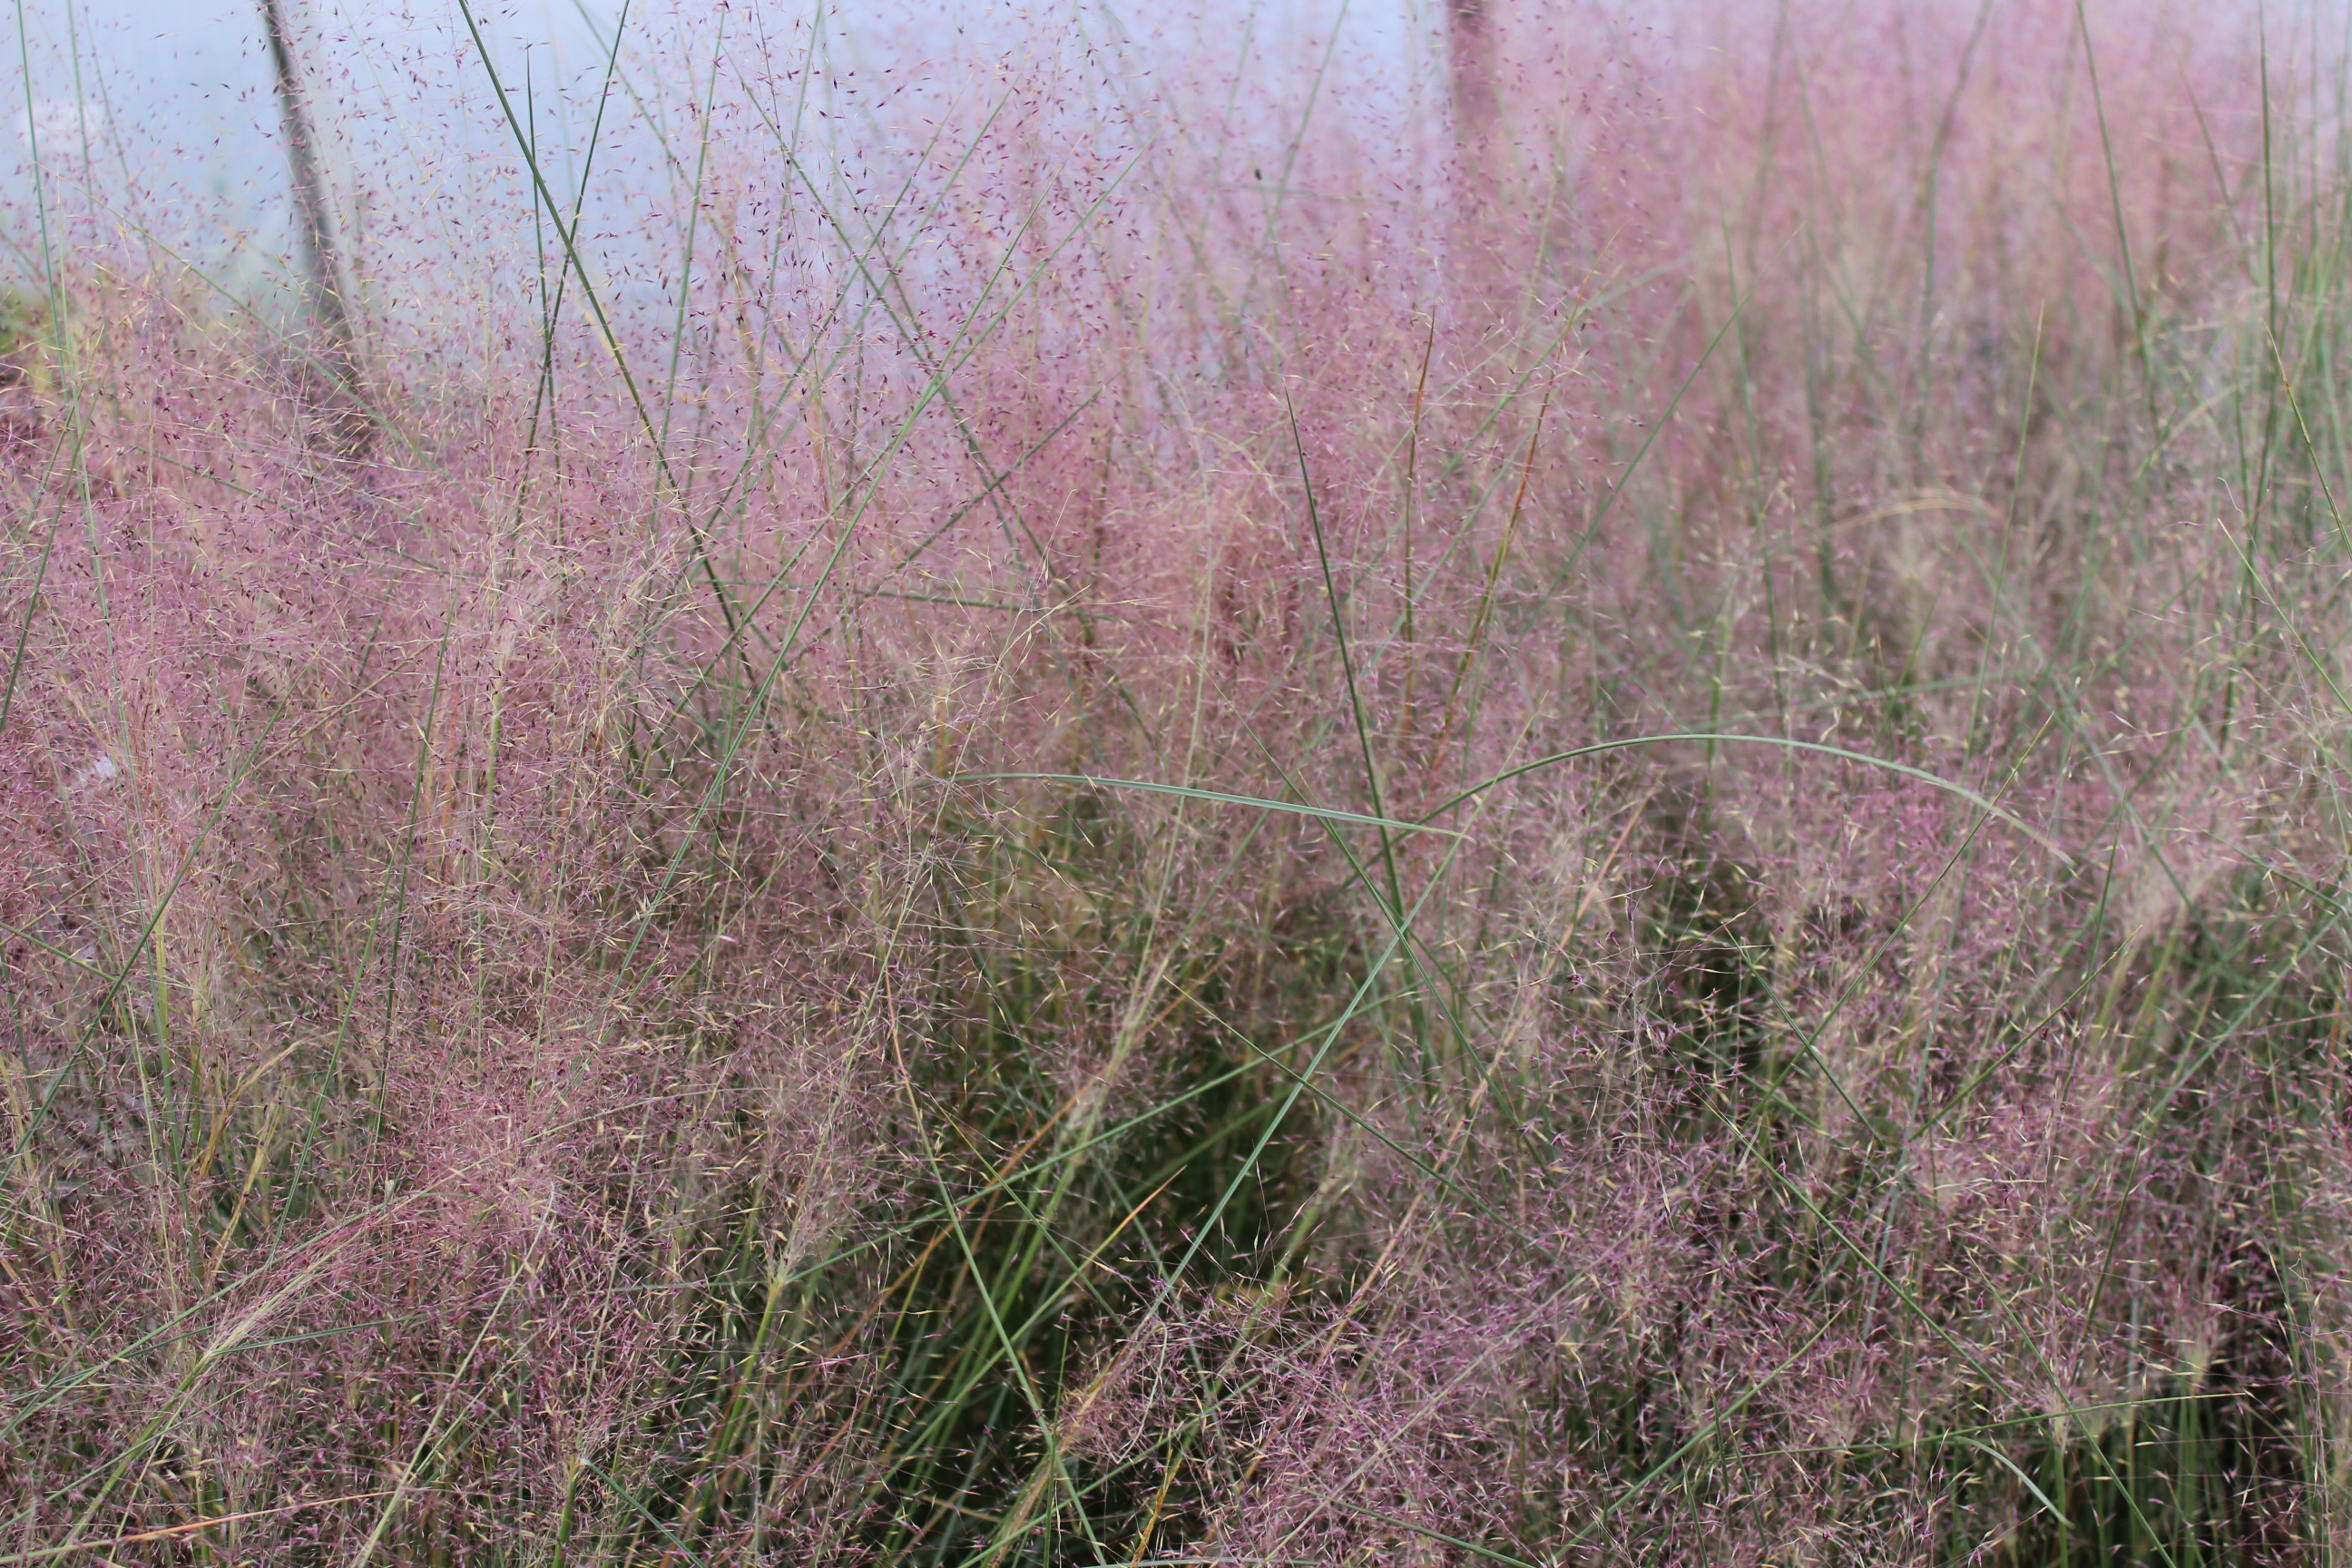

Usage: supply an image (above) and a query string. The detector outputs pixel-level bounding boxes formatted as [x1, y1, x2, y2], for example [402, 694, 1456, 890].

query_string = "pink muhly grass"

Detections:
[1, 1, 2349, 1563]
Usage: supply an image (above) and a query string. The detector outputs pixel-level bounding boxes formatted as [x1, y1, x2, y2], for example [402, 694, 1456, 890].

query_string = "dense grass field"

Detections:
[5, 0, 2352, 1560]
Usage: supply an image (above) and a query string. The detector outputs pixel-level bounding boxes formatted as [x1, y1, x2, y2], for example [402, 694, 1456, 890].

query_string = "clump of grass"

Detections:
[4, 0, 2351, 1562]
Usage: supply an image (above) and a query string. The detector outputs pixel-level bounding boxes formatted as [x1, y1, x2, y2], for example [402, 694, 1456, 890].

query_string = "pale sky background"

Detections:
[1, 1, 2337, 333]
[0, 0, 1446, 318]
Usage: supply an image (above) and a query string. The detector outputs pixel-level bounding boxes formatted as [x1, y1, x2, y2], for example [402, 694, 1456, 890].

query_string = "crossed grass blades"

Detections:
[5, 0, 2352, 1562]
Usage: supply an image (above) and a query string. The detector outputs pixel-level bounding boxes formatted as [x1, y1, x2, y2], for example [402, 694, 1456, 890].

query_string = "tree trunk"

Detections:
[1448, 0, 1500, 159]
[261, 0, 371, 457]
[1447, 0, 1504, 308]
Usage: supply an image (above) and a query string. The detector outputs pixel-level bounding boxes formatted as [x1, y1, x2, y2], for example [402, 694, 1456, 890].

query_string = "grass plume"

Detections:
[3, 0, 2351, 1561]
